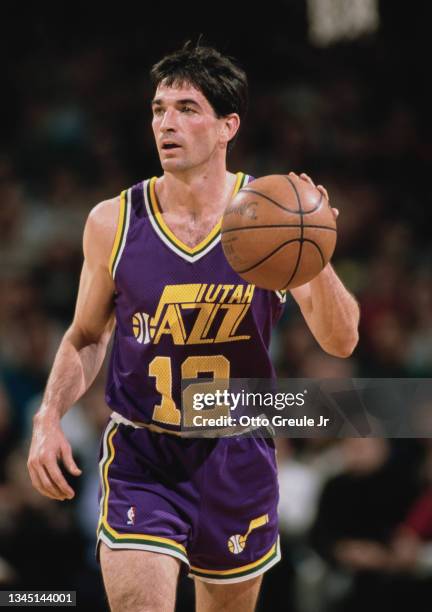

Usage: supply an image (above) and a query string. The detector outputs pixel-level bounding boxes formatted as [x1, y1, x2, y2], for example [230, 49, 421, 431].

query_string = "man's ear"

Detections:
[220, 114, 240, 147]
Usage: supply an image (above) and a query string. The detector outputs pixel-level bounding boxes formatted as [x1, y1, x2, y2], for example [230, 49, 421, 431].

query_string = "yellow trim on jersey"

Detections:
[108, 190, 127, 277]
[148, 172, 245, 255]
[190, 542, 277, 576]
[97, 422, 187, 557]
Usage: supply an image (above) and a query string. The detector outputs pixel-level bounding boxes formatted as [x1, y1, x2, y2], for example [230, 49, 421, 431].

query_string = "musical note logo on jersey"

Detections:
[227, 514, 269, 555]
[132, 283, 255, 346]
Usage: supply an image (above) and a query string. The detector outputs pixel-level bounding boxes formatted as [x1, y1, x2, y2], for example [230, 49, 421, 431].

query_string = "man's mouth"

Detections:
[161, 143, 181, 150]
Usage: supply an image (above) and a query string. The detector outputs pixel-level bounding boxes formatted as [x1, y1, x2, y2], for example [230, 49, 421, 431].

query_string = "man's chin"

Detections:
[160, 159, 189, 172]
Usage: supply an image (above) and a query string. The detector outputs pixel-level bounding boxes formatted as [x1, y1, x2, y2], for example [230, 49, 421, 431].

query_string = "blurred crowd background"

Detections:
[1, 2, 432, 610]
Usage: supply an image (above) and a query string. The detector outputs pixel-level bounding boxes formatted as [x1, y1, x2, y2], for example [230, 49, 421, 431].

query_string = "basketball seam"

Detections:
[238, 187, 323, 215]
[283, 176, 304, 288]
[283, 176, 324, 214]
[221, 223, 336, 233]
[235, 238, 302, 274]
[282, 239, 325, 290]
[305, 239, 325, 268]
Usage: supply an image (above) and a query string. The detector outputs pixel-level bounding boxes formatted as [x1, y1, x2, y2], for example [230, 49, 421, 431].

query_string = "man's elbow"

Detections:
[324, 331, 359, 358]
[65, 319, 113, 351]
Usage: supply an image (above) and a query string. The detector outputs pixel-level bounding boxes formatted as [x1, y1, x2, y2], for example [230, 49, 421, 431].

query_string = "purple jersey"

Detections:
[105, 172, 286, 432]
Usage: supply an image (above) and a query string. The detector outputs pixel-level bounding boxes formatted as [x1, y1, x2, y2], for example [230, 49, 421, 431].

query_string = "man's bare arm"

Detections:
[27, 197, 120, 501]
[291, 263, 360, 358]
[290, 173, 359, 358]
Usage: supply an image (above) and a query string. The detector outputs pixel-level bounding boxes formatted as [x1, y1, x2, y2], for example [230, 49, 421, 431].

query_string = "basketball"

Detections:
[221, 174, 337, 290]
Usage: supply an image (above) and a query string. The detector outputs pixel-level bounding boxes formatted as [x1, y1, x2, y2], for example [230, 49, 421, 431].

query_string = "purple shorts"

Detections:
[97, 418, 280, 583]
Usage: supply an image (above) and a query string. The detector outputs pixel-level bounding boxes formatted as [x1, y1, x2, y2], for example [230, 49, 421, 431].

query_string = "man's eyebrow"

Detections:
[176, 99, 201, 107]
[151, 98, 202, 108]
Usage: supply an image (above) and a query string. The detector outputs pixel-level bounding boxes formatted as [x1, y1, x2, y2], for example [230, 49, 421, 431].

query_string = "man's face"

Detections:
[151, 81, 226, 172]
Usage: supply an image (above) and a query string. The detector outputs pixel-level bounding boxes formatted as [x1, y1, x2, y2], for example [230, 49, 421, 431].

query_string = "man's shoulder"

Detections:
[84, 195, 122, 263]
[86, 178, 148, 240]
[89, 195, 121, 224]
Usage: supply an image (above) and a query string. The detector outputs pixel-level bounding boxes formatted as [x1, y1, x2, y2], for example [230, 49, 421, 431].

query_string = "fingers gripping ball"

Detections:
[221, 174, 337, 290]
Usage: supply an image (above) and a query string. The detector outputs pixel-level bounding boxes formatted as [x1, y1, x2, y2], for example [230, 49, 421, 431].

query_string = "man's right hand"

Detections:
[27, 413, 82, 501]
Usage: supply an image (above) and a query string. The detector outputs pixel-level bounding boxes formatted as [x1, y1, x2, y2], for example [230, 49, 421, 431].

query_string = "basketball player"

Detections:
[27, 44, 359, 611]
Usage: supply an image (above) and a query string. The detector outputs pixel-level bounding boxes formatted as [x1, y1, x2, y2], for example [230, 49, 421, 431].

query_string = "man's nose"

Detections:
[160, 108, 177, 132]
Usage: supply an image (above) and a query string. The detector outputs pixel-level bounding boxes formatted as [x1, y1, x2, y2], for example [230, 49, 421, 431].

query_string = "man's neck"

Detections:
[156, 165, 237, 218]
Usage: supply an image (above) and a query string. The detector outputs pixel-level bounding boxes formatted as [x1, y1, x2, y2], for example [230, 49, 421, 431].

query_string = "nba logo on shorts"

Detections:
[127, 506, 136, 525]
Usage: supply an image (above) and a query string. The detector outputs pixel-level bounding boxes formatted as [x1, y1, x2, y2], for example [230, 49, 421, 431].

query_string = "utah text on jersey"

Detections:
[132, 283, 256, 345]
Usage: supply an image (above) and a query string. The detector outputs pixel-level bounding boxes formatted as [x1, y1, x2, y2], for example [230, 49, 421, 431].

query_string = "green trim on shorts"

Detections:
[189, 539, 280, 581]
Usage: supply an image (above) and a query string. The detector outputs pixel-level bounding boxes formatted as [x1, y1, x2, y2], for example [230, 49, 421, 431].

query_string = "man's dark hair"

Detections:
[150, 42, 248, 152]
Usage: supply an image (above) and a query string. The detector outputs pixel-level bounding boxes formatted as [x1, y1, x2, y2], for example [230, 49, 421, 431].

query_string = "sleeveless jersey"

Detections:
[105, 172, 286, 432]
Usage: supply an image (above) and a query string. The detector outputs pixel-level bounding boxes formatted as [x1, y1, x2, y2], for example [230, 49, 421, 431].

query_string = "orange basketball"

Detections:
[221, 174, 337, 290]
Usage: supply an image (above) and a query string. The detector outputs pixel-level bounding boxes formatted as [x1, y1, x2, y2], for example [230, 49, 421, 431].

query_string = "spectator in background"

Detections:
[310, 438, 425, 612]
[0, 446, 84, 590]
[390, 441, 432, 577]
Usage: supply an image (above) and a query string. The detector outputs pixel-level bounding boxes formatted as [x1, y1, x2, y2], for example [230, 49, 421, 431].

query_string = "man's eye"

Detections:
[181, 106, 194, 113]
[153, 107, 164, 116]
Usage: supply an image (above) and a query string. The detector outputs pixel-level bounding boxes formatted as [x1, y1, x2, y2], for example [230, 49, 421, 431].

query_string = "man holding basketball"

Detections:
[27, 43, 359, 611]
